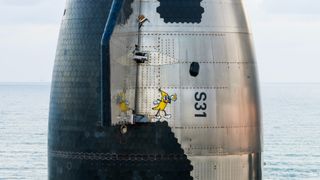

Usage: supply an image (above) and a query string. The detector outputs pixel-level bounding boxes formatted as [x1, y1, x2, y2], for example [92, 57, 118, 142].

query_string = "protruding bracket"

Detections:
[138, 15, 149, 29]
[133, 51, 148, 63]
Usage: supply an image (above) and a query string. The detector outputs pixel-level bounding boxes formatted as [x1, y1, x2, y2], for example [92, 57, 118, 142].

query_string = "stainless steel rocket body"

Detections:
[110, 0, 262, 179]
[49, 0, 262, 179]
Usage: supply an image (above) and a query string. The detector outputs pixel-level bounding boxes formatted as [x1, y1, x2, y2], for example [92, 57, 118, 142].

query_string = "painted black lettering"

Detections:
[195, 112, 207, 117]
[195, 92, 207, 101]
[194, 92, 207, 118]
[195, 102, 207, 111]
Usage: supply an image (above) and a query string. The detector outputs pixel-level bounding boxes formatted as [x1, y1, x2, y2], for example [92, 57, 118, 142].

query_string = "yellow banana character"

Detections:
[153, 89, 177, 120]
[115, 91, 130, 117]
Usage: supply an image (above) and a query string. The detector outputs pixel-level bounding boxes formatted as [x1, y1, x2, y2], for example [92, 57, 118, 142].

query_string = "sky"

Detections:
[0, 0, 319, 83]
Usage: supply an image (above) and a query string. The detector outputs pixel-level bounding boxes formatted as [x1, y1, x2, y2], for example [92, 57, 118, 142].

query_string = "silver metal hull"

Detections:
[110, 0, 262, 179]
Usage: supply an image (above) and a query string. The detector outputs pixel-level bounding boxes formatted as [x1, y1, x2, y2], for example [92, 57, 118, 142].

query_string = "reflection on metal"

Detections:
[133, 114, 149, 123]
[101, 0, 125, 127]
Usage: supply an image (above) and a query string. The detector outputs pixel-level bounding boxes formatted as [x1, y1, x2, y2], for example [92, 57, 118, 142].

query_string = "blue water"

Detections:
[0, 83, 320, 180]
[263, 84, 320, 180]
[0, 84, 49, 180]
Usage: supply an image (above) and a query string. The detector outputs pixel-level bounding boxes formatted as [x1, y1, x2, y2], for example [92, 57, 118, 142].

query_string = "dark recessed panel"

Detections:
[190, 62, 200, 77]
[157, 0, 204, 23]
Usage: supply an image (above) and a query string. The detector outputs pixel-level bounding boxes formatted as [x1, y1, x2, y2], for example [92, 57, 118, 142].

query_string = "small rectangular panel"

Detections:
[175, 127, 257, 156]
[189, 155, 251, 180]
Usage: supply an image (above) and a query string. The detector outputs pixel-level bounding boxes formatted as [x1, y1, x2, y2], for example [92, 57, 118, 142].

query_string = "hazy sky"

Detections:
[0, 0, 319, 83]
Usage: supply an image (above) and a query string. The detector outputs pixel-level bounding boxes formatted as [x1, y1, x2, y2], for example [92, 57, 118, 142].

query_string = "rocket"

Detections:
[48, 0, 262, 179]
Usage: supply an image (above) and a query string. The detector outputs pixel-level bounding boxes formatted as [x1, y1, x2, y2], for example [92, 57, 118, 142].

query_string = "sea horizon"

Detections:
[1, 83, 320, 179]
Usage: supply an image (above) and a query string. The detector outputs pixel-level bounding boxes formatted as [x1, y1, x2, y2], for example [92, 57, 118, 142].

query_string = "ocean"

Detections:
[0, 83, 319, 180]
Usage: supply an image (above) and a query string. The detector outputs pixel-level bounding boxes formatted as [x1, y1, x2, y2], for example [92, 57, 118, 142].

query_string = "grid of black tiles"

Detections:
[48, 1, 193, 179]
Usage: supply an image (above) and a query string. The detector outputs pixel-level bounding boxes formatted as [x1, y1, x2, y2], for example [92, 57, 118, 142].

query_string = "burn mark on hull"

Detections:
[157, 0, 204, 23]
[117, 0, 134, 25]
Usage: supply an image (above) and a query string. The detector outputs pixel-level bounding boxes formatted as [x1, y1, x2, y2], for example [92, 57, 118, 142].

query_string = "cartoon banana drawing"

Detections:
[153, 89, 177, 120]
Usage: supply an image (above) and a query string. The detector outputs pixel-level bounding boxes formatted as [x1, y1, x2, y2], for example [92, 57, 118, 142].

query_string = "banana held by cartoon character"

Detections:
[153, 89, 177, 120]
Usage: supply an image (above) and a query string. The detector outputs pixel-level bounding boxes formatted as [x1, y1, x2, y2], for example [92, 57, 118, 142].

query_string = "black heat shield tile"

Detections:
[157, 0, 204, 23]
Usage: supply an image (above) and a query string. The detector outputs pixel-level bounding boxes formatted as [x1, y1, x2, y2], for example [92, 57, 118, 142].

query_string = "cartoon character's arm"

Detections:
[153, 99, 161, 105]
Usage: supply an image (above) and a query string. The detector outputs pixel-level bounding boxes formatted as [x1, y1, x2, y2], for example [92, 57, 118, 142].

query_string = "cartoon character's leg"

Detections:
[155, 110, 160, 116]
[155, 110, 161, 120]
[164, 110, 171, 119]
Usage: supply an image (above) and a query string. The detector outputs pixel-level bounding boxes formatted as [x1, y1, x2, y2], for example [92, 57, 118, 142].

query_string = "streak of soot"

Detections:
[117, 0, 134, 25]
